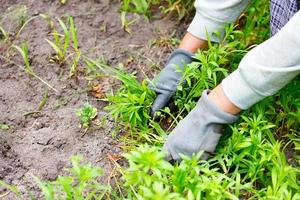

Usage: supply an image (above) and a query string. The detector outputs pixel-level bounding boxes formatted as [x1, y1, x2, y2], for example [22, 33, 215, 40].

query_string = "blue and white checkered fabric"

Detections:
[270, 0, 300, 36]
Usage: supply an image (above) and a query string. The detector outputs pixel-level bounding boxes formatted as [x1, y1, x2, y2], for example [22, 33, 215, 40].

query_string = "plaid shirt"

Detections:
[270, 0, 300, 35]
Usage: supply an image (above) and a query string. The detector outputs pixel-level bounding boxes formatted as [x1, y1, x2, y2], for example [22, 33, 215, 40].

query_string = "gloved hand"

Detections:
[163, 90, 239, 161]
[148, 49, 194, 116]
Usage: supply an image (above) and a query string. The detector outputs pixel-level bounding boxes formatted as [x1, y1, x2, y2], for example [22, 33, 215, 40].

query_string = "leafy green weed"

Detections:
[76, 103, 98, 129]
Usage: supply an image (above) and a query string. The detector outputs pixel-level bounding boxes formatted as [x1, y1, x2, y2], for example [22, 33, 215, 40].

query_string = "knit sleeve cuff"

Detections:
[187, 12, 226, 43]
[221, 69, 266, 110]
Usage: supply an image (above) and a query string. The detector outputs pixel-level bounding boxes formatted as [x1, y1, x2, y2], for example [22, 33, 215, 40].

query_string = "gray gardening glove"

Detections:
[163, 90, 239, 161]
[149, 49, 194, 116]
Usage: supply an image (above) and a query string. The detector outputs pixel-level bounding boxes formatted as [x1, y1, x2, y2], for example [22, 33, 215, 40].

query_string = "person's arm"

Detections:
[187, 0, 251, 43]
[177, 0, 252, 115]
[179, 0, 252, 52]
[221, 10, 300, 110]
[179, 32, 208, 53]
[149, 0, 252, 115]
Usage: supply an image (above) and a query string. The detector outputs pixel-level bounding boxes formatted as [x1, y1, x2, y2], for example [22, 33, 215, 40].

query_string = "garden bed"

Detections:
[0, 0, 182, 198]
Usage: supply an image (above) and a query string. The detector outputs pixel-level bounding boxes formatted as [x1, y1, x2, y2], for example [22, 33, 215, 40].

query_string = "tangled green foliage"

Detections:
[104, 68, 167, 143]
[110, 0, 300, 199]
[2, 0, 299, 199]
[122, 136, 300, 199]
[105, 68, 155, 131]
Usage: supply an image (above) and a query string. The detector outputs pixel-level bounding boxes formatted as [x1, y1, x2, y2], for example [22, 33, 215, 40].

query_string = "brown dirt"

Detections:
[0, 0, 184, 199]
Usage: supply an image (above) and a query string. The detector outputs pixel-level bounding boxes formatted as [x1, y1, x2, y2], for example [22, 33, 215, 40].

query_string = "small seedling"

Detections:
[2, 156, 110, 199]
[69, 50, 81, 77]
[76, 103, 98, 129]
[69, 16, 78, 51]
[39, 13, 55, 30]
[69, 16, 81, 77]
[120, 12, 139, 34]
[121, 0, 194, 20]
[45, 16, 81, 77]
[161, 0, 194, 20]
[121, 0, 151, 17]
[46, 17, 70, 64]
[60, 0, 68, 4]
[0, 123, 9, 130]
[1, 51, 57, 92]
[0, 26, 8, 41]
[84, 56, 106, 79]
[11, 42, 32, 74]
[35, 156, 110, 199]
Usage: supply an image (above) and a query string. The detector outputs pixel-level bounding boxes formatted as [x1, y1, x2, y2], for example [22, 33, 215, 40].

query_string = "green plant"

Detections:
[104, 66, 155, 131]
[171, 24, 246, 122]
[70, 51, 81, 77]
[161, 0, 194, 20]
[121, 0, 194, 20]
[121, 0, 156, 18]
[122, 145, 253, 199]
[238, 0, 270, 45]
[68, 16, 81, 77]
[46, 17, 70, 64]
[0, 180, 21, 198]
[45, 16, 81, 77]
[120, 12, 139, 34]
[0, 25, 8, 41]
[83, 56, 106, 79]
[35, 156, 110, 200]
[108, 0, 300, 199]
[6, 43, 57, 92]
[0, 123, 9, 130]
[0, 156, 110, 199]
[11, 42, 32, 74]
[69, 16, 78, 51]
[76, 103, 98, 129]
[0, 53, 57, 92]
[3, 0, 298, 199]
[60, 0, 68, 5]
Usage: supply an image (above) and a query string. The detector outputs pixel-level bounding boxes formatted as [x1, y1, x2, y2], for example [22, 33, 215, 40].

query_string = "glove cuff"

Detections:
[197, 90, 239, 124]
[165, 48, 194, 66]
[148, 48, 194, 93]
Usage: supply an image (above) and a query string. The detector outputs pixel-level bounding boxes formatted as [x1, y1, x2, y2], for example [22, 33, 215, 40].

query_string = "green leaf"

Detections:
[0, 123, 9, 130]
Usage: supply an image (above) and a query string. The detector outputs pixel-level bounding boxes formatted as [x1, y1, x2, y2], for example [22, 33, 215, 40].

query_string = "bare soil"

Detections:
[0, 0, 184, 198]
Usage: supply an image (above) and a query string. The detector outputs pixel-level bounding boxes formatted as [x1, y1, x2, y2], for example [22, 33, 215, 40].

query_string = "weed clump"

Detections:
[107, 0, 300, 199]
[44, 16, 81, 77]
[121, 0, 194, 20]
[123, 145, 251, 199]
[35, 156, 110, 199]
[76, 103, 98, 129]
[104, 68, 155, 131]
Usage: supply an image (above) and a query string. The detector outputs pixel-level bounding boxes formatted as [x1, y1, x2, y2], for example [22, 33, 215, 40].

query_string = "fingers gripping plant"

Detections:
[174, 24, 248, 116]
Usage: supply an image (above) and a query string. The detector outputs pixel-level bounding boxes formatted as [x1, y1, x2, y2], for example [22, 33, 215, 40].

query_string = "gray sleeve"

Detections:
[187, 0, 251, 42]
[222, 11, 300, 110]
